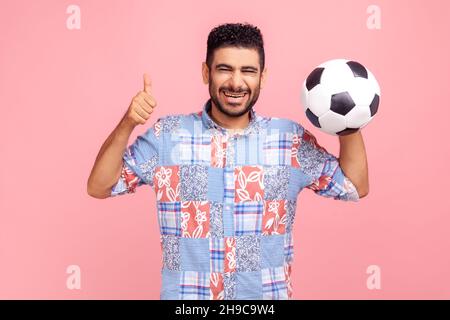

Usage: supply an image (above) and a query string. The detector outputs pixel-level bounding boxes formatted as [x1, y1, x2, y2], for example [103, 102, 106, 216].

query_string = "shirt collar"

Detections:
[201, 98, 260, 135]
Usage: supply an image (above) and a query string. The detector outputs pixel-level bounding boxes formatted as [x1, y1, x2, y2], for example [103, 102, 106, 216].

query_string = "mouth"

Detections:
[221, 90, 248, 105]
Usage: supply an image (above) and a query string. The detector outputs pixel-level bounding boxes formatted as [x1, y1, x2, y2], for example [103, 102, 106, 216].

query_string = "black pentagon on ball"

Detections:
[306, 67, 324, 91]
[370, 94, 380, 116]
[346, 61, 368, 79]
[305, 108, 321, 128]
[337, 128, 360, 136]
[330, 92, 356, 116]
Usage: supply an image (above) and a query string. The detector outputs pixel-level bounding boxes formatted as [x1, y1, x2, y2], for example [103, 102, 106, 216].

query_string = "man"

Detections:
[87, 23, 369, 300]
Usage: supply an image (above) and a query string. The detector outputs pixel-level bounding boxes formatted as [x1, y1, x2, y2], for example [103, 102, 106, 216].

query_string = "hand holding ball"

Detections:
[301, 59, 380, 136]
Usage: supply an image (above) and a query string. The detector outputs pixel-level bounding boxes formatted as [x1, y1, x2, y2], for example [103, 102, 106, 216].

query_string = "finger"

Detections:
[135, 107, 150, 120]
[140, 91, 157, 107]
[143, 73, 152, 94]
[135, 96, 153, 114]
[133, 103, 150, 121]
[137, 91, 156, 108]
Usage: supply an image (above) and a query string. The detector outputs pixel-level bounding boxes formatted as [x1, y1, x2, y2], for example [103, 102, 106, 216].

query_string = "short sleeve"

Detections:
[296, 124, 359, 202]
[110, 119, 161, 197]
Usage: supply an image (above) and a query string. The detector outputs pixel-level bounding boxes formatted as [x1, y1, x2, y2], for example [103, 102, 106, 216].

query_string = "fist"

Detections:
[124, 73, 157, 127]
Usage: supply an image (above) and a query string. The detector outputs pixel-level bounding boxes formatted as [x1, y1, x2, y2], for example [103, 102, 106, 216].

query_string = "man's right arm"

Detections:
[87, 118, 136, 199]
[87, 73, 157, 199]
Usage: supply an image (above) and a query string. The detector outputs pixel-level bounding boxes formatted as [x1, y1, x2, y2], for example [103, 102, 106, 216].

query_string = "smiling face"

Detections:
[202, 46, 267, 118]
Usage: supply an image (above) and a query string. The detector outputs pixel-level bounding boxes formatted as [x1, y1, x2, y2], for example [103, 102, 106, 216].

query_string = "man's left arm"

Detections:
[338, 130, 369, 198]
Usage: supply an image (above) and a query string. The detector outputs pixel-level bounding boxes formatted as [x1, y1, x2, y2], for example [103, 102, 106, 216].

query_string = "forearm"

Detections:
[87, 117, 136, 198]
[338, 130, 369, 197]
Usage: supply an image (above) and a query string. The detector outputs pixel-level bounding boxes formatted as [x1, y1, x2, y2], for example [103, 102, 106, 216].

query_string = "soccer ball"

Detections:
[300, 59, 380, 136]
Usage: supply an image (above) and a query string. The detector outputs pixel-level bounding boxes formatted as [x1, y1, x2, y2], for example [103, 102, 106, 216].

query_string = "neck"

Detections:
[208, 100, 251, 129]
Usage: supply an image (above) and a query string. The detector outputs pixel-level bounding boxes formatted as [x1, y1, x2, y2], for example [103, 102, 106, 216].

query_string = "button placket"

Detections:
[222, 131, 237, 237]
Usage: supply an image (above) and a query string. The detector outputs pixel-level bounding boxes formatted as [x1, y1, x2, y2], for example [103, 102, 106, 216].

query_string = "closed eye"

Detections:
[218, 68, 257, 74]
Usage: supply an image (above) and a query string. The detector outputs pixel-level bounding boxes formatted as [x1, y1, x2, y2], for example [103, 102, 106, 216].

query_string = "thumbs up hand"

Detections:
[124, 73, 157, 127]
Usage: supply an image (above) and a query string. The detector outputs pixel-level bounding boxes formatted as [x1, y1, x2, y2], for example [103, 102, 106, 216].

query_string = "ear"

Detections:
[202, 62, 209, 84]
[260, 67, 268, 89]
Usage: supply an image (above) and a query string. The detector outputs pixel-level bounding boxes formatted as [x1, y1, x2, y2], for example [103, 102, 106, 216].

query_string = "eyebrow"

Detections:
[215, 63, 259, 72]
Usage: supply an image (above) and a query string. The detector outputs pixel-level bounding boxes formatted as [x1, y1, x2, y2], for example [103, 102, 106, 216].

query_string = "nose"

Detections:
[229, 71, 245, 91]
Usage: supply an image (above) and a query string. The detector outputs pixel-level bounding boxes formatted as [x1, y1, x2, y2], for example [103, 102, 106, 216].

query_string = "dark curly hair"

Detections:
[206, 22, 265, 71]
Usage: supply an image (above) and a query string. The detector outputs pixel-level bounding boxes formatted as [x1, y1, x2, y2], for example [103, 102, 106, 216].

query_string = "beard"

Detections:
[208, 77, 261, 118]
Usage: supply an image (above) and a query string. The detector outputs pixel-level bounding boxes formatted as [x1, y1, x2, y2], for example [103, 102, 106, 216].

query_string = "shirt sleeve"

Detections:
[110, 119, 161, 197]
[295, 124, 359, 202]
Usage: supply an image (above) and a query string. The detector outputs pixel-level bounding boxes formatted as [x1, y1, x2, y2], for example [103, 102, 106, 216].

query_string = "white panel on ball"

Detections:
[360, 117, 372, 129]
[345, 106, 372, 128]
[318, 60, 356, 94]
[368, 71, 381, 95]
[347, 77, 377, 106]
[307, 85, 333, 117]
[318, 110, 346, 134]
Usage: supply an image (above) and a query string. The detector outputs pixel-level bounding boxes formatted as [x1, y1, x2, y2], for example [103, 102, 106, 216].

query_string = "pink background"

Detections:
[1, 0, 449, 299]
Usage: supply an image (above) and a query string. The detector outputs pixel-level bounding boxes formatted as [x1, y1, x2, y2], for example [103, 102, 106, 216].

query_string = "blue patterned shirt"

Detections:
[110, 99, 359, 300]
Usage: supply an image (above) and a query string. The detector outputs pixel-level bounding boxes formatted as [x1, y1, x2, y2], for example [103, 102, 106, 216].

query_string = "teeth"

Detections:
[224, 92, 246, 98]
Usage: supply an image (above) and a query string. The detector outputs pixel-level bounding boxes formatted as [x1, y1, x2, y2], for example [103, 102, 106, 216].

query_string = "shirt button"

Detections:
[224, 204, 231, 210]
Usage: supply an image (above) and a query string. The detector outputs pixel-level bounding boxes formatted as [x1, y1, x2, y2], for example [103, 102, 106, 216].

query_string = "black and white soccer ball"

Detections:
[300, 59, 380, 136]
